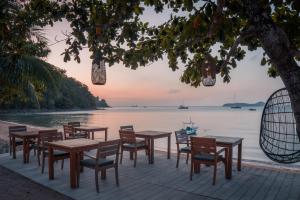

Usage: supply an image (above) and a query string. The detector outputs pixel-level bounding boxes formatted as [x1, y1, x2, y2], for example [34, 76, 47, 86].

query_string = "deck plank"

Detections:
[0, 151, 300, 200]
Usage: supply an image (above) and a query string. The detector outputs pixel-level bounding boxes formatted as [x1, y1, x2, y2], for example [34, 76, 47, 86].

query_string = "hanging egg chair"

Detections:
[260, 88, 300, 163]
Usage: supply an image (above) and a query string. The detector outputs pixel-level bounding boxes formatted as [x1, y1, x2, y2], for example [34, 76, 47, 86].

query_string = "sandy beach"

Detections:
[0, 120, 40, 154]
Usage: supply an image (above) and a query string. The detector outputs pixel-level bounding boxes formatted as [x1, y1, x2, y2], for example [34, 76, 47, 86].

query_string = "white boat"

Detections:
[183, 118, 198, 135]
[178, 105, 188, 109]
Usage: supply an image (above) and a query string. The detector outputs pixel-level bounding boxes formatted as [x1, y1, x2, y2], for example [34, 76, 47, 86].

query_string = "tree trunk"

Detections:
[244, 1, 300, 139]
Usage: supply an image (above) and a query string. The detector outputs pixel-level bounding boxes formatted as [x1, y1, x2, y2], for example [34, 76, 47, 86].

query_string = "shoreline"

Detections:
[0, 107, 110, 114]
[1, 119, 299, 172]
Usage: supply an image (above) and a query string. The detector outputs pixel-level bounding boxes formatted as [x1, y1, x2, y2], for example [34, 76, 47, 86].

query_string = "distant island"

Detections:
[223, 101, 265, 107]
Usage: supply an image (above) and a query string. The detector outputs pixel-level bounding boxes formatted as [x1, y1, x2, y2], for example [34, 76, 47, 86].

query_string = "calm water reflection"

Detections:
[0, 106, 270, 162]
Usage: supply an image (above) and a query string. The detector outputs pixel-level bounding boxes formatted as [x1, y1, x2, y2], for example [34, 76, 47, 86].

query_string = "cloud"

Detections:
[168, 89, 180, 94]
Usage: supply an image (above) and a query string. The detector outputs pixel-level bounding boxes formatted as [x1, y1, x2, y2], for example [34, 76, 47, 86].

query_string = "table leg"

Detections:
[26, 139, 30, 163]
[150, 138, 154, 164]
[48, 146, 54, 180]
[101, 170, 107, 180]
[92, 131, 94, 140]
[130, 152, 134, 160]
[238, 142, 242, 171]
[194, 163, 200, 174]
[105, 129, 107, 141]
[225, 147, 229, 178]
[80, 151, 84, 172]
[147, 139, 151, 164]
[70, 151, 77, 188]
[12, 136, 16, 159]
[23, 138, 26, 163]
[167, 135, 171, 159]
[226, 146, 233, 179]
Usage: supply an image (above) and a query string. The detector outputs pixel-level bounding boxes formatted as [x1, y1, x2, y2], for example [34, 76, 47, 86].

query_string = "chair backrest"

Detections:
[120, 125, 134, 131]
[68, 122, 81, 127]
[38, 130, 62, 148]
[96, 139, 120, 164]
[190, 137, 216, 156]
[175, 129, 189, 144]
[119, 130, 136, 144]
[63, 124, 75, 139]
[9, 126, 27, 134]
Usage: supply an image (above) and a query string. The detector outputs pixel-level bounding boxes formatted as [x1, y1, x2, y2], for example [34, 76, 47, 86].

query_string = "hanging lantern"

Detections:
[201, 55, 216, 87]
[91, 53, 106, 85]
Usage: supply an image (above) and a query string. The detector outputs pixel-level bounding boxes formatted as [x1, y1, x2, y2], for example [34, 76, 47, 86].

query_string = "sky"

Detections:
[43, 7, 284, 106]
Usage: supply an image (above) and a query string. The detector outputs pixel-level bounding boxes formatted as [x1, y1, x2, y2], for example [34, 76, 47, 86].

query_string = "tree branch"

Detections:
[48, 32, 72, 47]
[291, 50, 300, 59]
[207, 0, 225, 38]
[220, 28, 256, 69]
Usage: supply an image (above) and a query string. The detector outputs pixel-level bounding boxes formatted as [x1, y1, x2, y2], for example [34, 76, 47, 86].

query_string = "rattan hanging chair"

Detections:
[260, 88, 300, 163]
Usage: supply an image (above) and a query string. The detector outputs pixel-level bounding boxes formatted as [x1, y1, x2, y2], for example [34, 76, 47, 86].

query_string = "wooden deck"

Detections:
[0, 151, 300, 200]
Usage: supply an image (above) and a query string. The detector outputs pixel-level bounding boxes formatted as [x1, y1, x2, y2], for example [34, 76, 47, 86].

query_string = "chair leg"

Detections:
[190, 161, 193, 180]
[176, 152, 180, 168]
[115, 167, 119, 186]
[186, 153, 189, 164]
[120, 149, 123, 164]
[37, 150, 41, 166]
[41, 155, 45, 174]
[147, 148, 151, 164]
[213, 164, 217, 185]
[61, 159, 64, 170]
[27, 148, 30, 163]
[95, 170, 99, 193]
[9, 140, 12, 155]
[134, 151, 137, 167]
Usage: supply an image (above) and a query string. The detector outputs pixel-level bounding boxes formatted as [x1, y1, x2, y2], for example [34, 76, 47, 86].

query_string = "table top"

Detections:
[204, 135, 243, 146]
[10, 131, 39, 138]
[48, 138, 100, 150]
[135, 131, 172, 139]
[74, 126, 108, 131]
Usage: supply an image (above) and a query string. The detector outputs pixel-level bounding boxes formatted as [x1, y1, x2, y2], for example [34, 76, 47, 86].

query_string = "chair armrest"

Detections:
[84, 153, 97, 160]
[216, 147, 226, 155]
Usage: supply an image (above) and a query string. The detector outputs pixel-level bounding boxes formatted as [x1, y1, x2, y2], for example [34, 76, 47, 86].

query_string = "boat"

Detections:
[183, 118, 198, 135]
[248, 108, 256, 111]
[178, 105, 188, 109]
[231, 106, 242, 109]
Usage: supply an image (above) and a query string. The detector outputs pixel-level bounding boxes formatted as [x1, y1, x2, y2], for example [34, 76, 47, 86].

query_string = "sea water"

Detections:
[0, 106, 271, 162]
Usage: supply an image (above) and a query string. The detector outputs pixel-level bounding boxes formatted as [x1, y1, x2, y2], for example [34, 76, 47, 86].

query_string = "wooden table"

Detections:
[10, 131, 39, 163]
[135, 131, 172, 164]
[205, 135, 243, 179]
[74, 126, 108, 140]
[48, 138, 101, 188]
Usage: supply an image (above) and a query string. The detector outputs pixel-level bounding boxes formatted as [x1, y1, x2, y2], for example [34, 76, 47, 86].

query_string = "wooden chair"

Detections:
[63, 124, 88, 140]
[9, 126, 27, 155]
[190, 137, 228, 185]
[120, 125, 144, 144]
[39, 130, 70, 174]
[175, 129, 191, 168]
[119, 130, 149, 167]
[120, 125, 134, 131]
[68, 122, 81, 127]
[78, 139, 120, 193]
[66, 122, 88, 138]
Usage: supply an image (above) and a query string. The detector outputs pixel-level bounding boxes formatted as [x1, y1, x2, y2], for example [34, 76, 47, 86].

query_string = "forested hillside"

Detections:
[0, 57, 97, 110]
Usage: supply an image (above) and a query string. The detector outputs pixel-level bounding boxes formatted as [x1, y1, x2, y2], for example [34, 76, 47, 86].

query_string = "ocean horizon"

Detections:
[0, 106, 276, 163]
